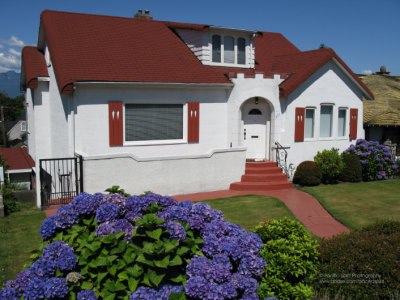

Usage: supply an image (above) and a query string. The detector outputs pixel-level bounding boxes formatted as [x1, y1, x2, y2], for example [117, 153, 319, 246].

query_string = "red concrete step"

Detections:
[241, 173, 288, 182]
[230, 181, 292, 191]
[245, 161, 277, 168]
[245, 167, 283, 175]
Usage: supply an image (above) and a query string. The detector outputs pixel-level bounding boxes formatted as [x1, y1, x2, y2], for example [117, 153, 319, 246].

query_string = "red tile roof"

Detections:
[0, 147, 35, 171]
[21, 10, 373, 99]
[21, 46, 49, 89]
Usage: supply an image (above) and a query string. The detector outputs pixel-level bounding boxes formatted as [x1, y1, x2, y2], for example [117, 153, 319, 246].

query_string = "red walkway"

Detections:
[172, 188, 349, 238]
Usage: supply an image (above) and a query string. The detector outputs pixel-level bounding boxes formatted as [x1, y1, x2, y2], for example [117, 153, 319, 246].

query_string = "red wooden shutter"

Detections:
[349, 108, 358, 140]
[108, 102, 123, 146]
[294, 107, 305, 142]
[188, 102, 199, 143]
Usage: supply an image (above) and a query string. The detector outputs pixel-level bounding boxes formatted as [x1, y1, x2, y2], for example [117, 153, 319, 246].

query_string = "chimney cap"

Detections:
[376, 65, 390, 75]
[134, 9, 153, 19]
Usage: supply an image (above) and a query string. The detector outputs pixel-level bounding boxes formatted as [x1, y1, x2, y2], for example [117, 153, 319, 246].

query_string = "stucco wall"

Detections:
[82, 148, 246, 196]
[283, 61, 365, 168]
[73, 84, 231, 158]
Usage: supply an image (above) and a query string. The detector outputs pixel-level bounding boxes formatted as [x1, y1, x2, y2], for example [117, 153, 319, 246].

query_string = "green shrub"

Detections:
[358, 219, 400, 235]
[340, 152, 362, 182]
[316, 229, 400, 299]
[314, 148, 344, 184]
[293, 161, 321, 186]
[2, 181, 19, 215]
[253, 218, 319, 300]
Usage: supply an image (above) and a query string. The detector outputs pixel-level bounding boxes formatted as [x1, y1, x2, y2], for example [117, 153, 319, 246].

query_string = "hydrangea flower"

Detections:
[0, 287, 20, 299]
[95, 219, 134, 240]
[15, 269, 32, 292]
[72, 192, 100, 215]
[100, 194, 127, 214]
[44, 277, 69, 299]
[42, 241, 77, 271]
[30, 258, 57, 278]
[24, 276, 46, 299]
[54, 205, 78, 229]
[39, 215, 57, 239]
[95, 202, 120, 223]
[77, 289, 97, 300]
[66, 272, 82, 284]
[166, 221, 186, 241]
[129, 286, 158, 299]
[157, 284, 184, 299]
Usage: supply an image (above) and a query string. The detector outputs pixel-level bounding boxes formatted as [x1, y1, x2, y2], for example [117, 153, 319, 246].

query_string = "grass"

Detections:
[200, 194, 296, 230]
[300, 179, 400, 230]
[0, 202, 46, 287]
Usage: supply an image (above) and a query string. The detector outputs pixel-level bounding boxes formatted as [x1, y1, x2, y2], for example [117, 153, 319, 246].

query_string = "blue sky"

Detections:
[1, 0, 399, 75]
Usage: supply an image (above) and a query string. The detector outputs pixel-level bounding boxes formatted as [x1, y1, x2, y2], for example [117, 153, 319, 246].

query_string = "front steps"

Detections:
[230, 161, 292, 191]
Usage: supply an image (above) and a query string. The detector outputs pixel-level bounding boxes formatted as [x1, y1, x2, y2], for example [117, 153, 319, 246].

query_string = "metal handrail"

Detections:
[274, 142, 295, 178]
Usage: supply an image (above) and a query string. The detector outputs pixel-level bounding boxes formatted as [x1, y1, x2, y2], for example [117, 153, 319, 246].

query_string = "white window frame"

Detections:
[304, 107, 316, 140]
[319, 103, 334, 140]
[123, 102, 187, 146]
[337, 107, 348, 139]
[209, 34, 248, 67]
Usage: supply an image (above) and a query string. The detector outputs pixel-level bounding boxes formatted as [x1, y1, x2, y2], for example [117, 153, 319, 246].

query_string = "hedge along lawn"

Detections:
[200, 194, 296, 231]
[300, 179, 400, 230]
[0, 202, 46, 287]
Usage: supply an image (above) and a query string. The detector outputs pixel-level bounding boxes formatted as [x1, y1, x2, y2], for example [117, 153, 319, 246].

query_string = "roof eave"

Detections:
[331, 58, 374, 100]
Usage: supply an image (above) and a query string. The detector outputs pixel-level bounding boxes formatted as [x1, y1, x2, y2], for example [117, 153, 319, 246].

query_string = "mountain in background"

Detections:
[0, 71, 21, 98]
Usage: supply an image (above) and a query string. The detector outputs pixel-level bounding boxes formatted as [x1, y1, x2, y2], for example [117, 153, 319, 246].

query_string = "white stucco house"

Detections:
[21, 10, 373, 208]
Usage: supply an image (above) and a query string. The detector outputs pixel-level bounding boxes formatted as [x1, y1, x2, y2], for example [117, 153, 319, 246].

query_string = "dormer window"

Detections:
[237, 38, 246, 64]
[224, 36, 234, 63]
[212, 35, 221, 63]
[211, 34, 247, 66]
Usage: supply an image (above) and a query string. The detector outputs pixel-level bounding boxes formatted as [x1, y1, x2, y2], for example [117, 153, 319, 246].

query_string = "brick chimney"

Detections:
[134, 9, 153, 20]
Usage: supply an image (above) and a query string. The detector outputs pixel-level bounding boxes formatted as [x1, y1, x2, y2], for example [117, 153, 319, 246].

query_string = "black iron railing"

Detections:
[275, 142, 295, 178]
[39, 155, 83, 208]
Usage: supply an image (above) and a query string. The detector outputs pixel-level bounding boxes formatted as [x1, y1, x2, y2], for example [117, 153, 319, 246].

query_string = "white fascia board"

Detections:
[74, 82, 233, 90]
[209, 25, 258, 36]
[331, 58, 373, 100]
[5, 169, 32, 174]
[38, 77, 50, 81]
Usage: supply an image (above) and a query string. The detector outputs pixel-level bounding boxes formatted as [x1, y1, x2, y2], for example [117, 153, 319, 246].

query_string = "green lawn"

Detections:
[201, 194, 296, 230]
[0, 203, 46, 287]
[300, 179, 400, 230]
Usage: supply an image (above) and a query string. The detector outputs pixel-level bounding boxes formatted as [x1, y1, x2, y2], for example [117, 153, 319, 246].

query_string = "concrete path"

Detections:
[173, 188, 349, 238]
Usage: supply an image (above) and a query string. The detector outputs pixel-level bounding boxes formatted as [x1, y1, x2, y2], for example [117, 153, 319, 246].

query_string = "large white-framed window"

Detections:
[320, 104, 333, 138]
[124, 104, 184, 143]
[304, 108, 315, 139]
[211, 34, 246, 66]
[337, 108, 347, 137]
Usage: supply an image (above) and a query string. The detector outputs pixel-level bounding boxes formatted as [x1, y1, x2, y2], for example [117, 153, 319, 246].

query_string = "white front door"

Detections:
[243, 106, 267, 159]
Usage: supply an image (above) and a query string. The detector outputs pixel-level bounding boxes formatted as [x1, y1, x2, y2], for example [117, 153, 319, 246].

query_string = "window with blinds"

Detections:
[125, 104, 183, 141]
[320, 105, 333, 137]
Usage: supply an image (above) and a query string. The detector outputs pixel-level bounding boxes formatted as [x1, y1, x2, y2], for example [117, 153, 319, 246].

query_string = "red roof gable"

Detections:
[272, 48, 374, 98]
[22, 10, 373, 99]
[21, 46, 49, 89]
[0, 147, 35, 171]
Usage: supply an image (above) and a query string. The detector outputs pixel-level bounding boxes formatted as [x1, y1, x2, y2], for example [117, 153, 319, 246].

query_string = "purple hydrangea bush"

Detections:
[344, 139, 397, 181]
[1, 192, 266, 299]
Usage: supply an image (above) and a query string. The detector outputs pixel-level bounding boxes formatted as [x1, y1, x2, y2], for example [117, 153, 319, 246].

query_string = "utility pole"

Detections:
[0, 106, 6, 148]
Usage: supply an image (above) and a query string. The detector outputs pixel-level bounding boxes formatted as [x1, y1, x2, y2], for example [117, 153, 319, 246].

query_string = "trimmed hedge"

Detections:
[293, 161, 321, 186]
[316, 222, 400, 299]
[340, 152, 362, 182]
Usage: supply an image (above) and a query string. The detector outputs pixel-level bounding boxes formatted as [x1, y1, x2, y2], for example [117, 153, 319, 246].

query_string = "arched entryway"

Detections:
[241, 97, 272, 160]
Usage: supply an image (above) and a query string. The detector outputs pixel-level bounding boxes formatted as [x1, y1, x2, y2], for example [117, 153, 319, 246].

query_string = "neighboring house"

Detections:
[20, 10, 373, 208]
[0, 147, 35, 190]
[360, 67, 400, 157]
[5, 115, 27, 146]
